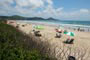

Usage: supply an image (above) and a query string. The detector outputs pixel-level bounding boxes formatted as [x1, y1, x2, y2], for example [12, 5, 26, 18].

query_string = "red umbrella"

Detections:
[55, 29, 62, 33]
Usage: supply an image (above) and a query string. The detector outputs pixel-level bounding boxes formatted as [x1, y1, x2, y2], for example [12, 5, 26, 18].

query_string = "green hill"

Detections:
[0, 15, 59, 21]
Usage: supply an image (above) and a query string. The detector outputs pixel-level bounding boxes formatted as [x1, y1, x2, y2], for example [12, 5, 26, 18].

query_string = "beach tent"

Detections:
[66, 32, 75, 37]
[33, 25, 44, 30]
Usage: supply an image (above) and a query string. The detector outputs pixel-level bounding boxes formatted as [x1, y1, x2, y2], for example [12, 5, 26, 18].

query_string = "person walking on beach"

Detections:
[77, 27, 80, 31]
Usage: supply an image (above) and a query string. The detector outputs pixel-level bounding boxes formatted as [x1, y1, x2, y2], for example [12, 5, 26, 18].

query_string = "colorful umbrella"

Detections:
[56, 29, 62, 33]
[66, 32, 75, 37]
[64, 30, 68, 34]
[34, 25, 44, 30]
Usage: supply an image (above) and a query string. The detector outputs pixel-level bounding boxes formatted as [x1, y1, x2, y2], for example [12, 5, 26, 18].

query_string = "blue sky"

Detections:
[0, 0, 90, 20]
[53, 0, 90, 9]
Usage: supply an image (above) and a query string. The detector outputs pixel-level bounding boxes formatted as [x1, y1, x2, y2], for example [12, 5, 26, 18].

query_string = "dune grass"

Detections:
[0, 21, 56, 60]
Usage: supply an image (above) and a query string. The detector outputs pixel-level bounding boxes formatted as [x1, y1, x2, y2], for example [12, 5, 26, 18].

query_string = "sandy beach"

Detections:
[8, 21, 90, 60]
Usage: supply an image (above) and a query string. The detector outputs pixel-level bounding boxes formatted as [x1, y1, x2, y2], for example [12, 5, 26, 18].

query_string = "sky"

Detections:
[0, 0, 90, 20]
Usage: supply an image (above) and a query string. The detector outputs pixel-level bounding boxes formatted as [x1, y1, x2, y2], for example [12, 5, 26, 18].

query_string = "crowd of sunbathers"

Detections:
[32, 29, 75, 60]
[32, 28, 74, 44]
[15, 23, 75, 44]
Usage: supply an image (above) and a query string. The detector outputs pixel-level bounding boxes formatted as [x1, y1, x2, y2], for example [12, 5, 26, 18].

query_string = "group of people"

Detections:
[32, 27, 74, 44]
[55, 28, 74, 44]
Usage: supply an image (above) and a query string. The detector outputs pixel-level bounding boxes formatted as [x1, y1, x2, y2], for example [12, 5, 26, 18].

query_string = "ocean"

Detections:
[17, 20, 90, 27]
[17, 20, 90, 32]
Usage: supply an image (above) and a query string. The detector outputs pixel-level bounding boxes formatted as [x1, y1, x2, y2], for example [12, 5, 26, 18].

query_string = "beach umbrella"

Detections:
[56, 29, 62, 33]
[34, 25, 44, 30]
[66, 32, 75, 37]
[64, 30, 68, 34]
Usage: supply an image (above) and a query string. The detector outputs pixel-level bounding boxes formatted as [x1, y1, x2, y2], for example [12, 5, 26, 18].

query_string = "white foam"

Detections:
[16, 20, 90, 29]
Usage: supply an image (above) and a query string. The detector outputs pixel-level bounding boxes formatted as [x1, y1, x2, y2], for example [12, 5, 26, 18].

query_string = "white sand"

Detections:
[10, 21, 90, 60]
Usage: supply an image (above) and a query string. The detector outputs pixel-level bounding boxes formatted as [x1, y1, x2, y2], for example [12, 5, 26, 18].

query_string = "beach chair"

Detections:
[55, 32, 62, 38]
[63, 38, 70, 43]
[68, 56, 76, 60]
[63, 38, 74, 44]
[69, 39, 74, 44]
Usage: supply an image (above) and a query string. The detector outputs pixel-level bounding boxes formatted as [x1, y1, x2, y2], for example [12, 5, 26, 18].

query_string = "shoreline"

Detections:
[7, 20, 90, 60]
[16, 20, 90, 32]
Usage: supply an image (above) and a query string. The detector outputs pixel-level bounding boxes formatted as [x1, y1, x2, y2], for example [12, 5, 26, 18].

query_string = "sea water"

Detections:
[17, 20, 90, 32]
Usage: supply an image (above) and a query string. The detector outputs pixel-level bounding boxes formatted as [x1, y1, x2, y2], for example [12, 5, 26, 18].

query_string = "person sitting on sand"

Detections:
[33, 30, 42, 37]
[55, 28, 62, 33]
[55, 32, 62, 38]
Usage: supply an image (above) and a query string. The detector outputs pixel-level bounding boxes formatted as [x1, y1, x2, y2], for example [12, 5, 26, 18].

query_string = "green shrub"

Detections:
[0, 22, 52, 60]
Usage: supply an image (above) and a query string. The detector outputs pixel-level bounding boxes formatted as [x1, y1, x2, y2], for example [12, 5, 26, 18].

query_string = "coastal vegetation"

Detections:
[0, 21, 56, 60]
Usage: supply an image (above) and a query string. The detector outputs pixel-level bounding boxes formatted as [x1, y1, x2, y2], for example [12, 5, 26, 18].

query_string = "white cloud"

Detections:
[15, 0, 44, 8]
[80, 9, 89, 13]
[0, 0, 90, 20]
[46, 0, 53, 5]
[58, 9, 90, 20]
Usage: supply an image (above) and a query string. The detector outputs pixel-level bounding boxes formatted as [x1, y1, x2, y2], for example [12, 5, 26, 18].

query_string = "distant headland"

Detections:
[0, 15, 59, 21]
